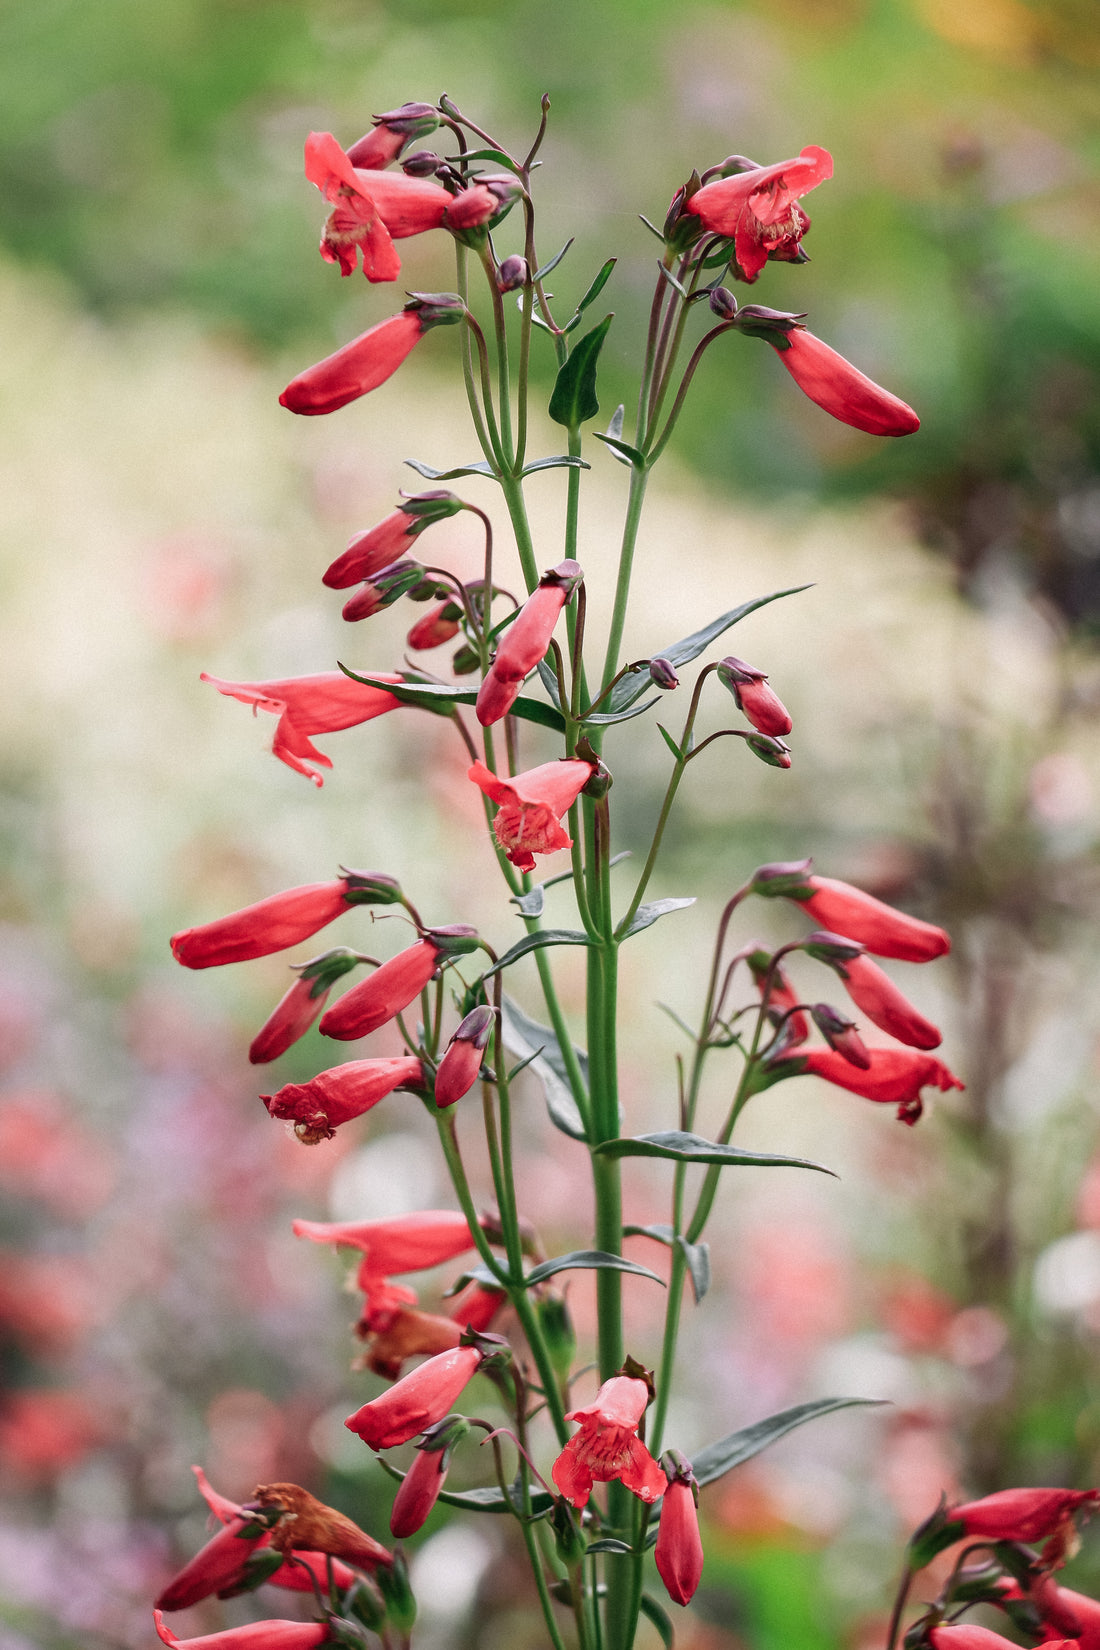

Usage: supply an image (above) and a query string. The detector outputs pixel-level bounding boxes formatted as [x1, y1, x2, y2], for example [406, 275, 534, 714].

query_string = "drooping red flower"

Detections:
[155, 1506, 272, 1612]
[202, 672, 402, 786]
[346, 1344, 483, 1449]
[323, 513, 421, 589]
[717, 655, 792, 738]
[292, 1210, 481, 1278]
[928, 1629, 1073, 1650]
[279, 311, 425, 416]
[1028, 1581, 1100, 1648]
[434, 1005, 495, 1107]
[790, 875, 950, 963]
[770, 328, 920, 437]
[153, 1611, 331, 1650]
[950, 1487, 1100, 1544]
[655, 1474, 704, 1607]
[358, 1306, 465, 1381]
[249, 975, 331, 1064]
[304, 131, 495, 282]
[262, 1056, 425, 1143]
[319, 937, 443, 1041]
[834, 954, 942, 1050]
[775, 1045, 964, 1124]
[467, 758, 596, 874]
[171, 880, 354, 969]
[551, 1376, 668, 1509]
[475, 563, 580, 726]
[686, 146, 833, 281]
[390, 1441, 450, 1538]
[345, 104, 439, 172]
[445, 1279, 506, 1334]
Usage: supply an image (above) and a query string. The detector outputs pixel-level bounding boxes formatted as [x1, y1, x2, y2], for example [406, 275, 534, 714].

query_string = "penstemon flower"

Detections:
[552, 1376, 668, 1509]
[201, 671, 404, 785]
[467, 757, 595, 872]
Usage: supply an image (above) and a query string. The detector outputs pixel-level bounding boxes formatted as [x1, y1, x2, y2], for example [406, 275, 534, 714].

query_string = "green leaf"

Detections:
[501, 994, 589, 1142]
[586, 1538, 635, 1555]
[638, 214, 664, 240]
[617, 896, 695, 940]
[338, 669, 566, 733]
[532, 239, 574, 282]
[622, 1222, 675, 1244]
[592, 1130, 835, 1175]
[548, 314, 614, 428]
[584, 695, 660, 728]
[692, 1398, 887, 1488]
[639, 1595, 675, 1650]
[521, 455, 592, 476]
[439, 1482, 555, 1515]
[484, 930, 593, 977]
[606, 585, 813, 713]
[404, 458, 497, 481]
[594, 431, 646, 469]
[607, 403, 625, 441]
[454, 146, 520, 170]
[524, 1250, 665, 1288]
[536, 660, 562, 709]
[657, 261, 687, 298]
[510, 886, 545, 918]
[678, 1234, 711, 1303]
[656, 722, 683, 761]
[570, 257, 617, 323]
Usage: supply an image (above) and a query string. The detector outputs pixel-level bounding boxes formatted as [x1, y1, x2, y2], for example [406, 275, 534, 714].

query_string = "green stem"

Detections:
[600, 462, 651, 692]
[520, 1519, 571, 1650]
[498, 470, 540, 593]
[480, 242, 514, 468]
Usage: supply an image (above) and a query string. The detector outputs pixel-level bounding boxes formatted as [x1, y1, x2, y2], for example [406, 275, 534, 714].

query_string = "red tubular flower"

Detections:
[154, 1612, 331, 1650]
[445, 1279, 506, 1333]
[748, 952, 810, 1046]
[776, 1045, 964, 1124]
[835, 954, 942, 1050]
[551, 1376, 668, 1509]
[771, 329, 920, 437]
[475, 563, 580, 726]
[434, 1005, 495, 1107]
[280, 311, 425, 416]
[320, 937, 442, 1041]
[408, 602, 461, 650]
[928, 1630, 1073, 1650]
[468, 758, 596, 874]
[346, 1344, 483, 1449]
[717, 656, 792, 738]
[359, 1306, 464, 1381]
[1029, 1582, 1100, 1648]
[951, 1487, 1100, 1544]
[292, 1210, 481, 1276]
[249, 976, 332, 1064]
[262, 1056, 425, 1143]
[686, 146, 833, 281]
[346, 104, 439, 171]
[323, 513, 420, 589]
[390, 1443, 449, 1538]
[202, 672, 402, 786]
[655, 1475, 704, 1607]
[791, 875, 950, 963]
[171, 881, 354, 969]
[155, 1509, 272, 1612]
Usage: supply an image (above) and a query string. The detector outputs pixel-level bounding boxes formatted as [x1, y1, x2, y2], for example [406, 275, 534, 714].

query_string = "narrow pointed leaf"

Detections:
[524, 1250, 665, 1288]
[656, 722, 683, 761]
[532, 239, 574, 282]
[592, 1130, 834, 1175]
[521, 455, 592, 476]
[623, 1223, 675, 1245]
[453, 147, 519, 170]
[484, 930, 593, 977]
[607, 585, 813, 713]
[511, 886, 545, 918]
[440, 1482, 555, 1514]
[639, 1596, 675, 1650]
[586, 1538, 635, 1555]
[692, 1397, 888, 1487]
[584, 695, 661, 727]
[404, 458, 497, 481]
[339, 670, 566, 733]
[501, 994, 589, 1142]
[594, 431, 646, 469]
[617, 896, 695, 940]
[536, 659, 562, 708]
[677, 1235, 711, 1303]
[607, 403, 625, 441]
[571, 257, 617, 321]
[657, 261, 687, 298]
[548, 314, 614, 428]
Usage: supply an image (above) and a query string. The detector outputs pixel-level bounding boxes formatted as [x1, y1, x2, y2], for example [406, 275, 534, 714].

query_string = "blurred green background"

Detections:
[2, 1, 1100, 1648]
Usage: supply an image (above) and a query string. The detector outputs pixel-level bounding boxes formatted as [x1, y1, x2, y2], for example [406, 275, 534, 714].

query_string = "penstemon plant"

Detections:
[152, 95, 1098, 1650]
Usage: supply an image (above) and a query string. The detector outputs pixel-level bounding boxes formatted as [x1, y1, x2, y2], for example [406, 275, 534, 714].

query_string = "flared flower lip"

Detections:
[687, 145, 833, 228]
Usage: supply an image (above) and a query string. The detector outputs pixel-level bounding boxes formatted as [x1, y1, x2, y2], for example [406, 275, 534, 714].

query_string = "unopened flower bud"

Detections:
[497, 255, 528, 293]
[375, 1549, 416, 1634]
[744, 731, 791, 768]
[452, 643, 480, 675]
[536, 1292, 576, 1379]
[717, 656, 792, 737]
[802, 929, 865, 963]
[649, 656, 679, 690]
[709, 286, 739, 321]
[811, 1003, 871, 1069]
[401, 149, 444, 177]
[434, 1005, 496, 1108]
[399, 489, 464, 525]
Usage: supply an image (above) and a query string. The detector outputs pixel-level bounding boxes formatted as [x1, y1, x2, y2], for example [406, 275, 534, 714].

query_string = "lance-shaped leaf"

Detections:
[524, 1249, 665, 1288]
[548, 314, 613, 428]
[606, 585, 813, 714]
[617, 896, 695, 941]
[639, 1595, 675, 1650]
[584, 696, 661, 728]
[563, 257, 617, 332]
[593, 1130, 834, 1175]
[483, 929, 593, 978]
[405, 458, 497, 481]
[501, 994, 589, 1141]
[594, 430, 647, 469]
[622, 1222, 710, 1303]
[521, 455, 592, 476]
[532, 239, 574, 282]
[691, 1397, 887, 1487]
[338, 669, 566, 733]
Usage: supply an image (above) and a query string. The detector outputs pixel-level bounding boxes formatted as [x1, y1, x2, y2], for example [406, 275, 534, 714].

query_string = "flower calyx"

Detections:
[811, 1003, 871, 1069]
[731, 303, 807, 347]
[397, 489, 465, 528]
[802, 929, 866, 963]
[424, 923, 481, 958]
[617, 1354, 656, 1403]
[662, 173, 703, 255]
[340, 869, 406, 906]
[404, 291, 465, 329]
[458, 1324, 512, 1371]
[415, 1411, 471, 1465]
[749, 857, 815, 899]
[293, 947, 370, 997]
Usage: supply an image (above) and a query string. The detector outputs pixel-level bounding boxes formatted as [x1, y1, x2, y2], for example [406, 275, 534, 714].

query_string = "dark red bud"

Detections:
[497, 255, 528, 292]
[649, 657, 679, 689]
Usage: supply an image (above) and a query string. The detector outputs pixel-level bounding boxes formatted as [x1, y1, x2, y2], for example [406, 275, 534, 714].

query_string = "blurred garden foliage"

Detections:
[4, 0, 1099, 617]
